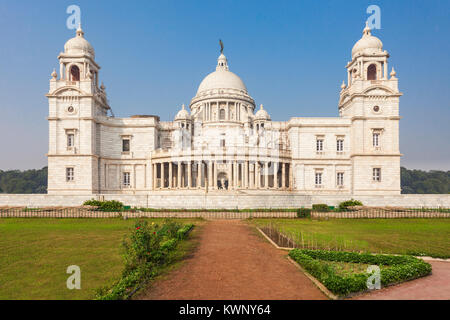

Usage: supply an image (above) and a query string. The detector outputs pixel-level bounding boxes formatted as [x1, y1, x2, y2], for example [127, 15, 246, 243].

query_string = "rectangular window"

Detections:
[373, 168, 381, 182]
[122, 139, 130, 152]
[67, 134, 74, 148]
[316, 139, 324, 152]
[315, 172, 322, 186]
[123, 172, 131, 187]
[337, 139, 344, 152]
[220, 139, 226, 147]
[337, 172, 344, 186]
[373, 133, 380, 147]
[66, 167, 74, 182]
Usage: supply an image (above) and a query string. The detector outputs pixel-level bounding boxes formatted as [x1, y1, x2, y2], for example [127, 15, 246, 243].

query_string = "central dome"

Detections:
[196, 53, 247, 94]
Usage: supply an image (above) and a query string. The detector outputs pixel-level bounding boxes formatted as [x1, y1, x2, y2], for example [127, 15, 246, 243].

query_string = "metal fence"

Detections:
[0, 207, 297, 219]
[311, 207, 450, 219]
[260, 223, 369, 252]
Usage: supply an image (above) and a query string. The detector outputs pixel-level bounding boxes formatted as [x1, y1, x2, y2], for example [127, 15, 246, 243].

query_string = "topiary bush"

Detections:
[338, 199, 363, 211]
[312, 204, 330, 212]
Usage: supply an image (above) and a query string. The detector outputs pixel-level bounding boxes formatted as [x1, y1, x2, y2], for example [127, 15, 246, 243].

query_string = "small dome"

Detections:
[255, 104, 270, 120]
[175, 104, 191, 120]
[64, 25, 95, 58]
[351, 23, 383, 59]
[196, 53, 247, 94]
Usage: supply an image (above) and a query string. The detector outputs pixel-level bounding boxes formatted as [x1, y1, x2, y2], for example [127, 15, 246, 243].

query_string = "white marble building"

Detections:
[47, 23, 401, 196]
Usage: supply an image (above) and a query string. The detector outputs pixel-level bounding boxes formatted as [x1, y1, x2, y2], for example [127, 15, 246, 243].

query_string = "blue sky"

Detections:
[0, 0, 449, 171]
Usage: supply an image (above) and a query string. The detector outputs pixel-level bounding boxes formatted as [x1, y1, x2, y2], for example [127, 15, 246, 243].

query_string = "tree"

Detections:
[401, 167, 449, 194]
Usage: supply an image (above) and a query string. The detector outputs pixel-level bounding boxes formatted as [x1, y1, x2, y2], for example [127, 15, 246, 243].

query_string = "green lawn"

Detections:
[251, 218, 450, 258]
[0, 218, 200, 300]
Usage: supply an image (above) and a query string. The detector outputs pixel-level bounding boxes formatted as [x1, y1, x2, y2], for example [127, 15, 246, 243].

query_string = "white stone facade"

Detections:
[47, 23, 402, 197]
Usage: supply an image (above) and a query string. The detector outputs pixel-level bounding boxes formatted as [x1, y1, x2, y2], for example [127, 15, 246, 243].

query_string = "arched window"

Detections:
[367, 64, 377, 80]
[219, 109, 226, 120]
[70, 65, 80, 81]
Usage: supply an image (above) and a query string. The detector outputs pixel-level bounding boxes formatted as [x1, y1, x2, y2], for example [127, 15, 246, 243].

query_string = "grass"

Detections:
[320, 261, 389, 277]
[0, 218, 201, 300]
[251, 218, 450, 259]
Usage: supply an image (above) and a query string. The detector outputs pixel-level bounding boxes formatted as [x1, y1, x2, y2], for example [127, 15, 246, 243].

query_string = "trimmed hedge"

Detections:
[312, 204, 330, 212]
[289, 249, 431, 297]
[338, 199, 363, 211]
[83, 199, 124, 212]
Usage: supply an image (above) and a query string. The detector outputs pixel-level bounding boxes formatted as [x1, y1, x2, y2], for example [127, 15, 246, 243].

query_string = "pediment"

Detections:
[363, 86, 395, 96]
[52, 86, 86, 96]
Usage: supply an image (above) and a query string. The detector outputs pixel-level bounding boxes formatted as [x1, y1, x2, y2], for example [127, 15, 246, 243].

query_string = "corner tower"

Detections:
[339, 23, 402, 195]
[46, 25, 110, 194]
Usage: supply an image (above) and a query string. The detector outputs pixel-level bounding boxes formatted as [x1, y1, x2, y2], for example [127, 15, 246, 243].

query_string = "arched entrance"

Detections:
[217, 172, 229, 190]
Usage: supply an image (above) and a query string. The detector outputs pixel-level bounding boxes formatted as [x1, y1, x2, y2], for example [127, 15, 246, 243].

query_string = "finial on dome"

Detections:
[219, 39, 224, 54]
[182, 104, 186, 110]
[76, 23, 84, 37]
[260, 104, 264, 110]
[341, 80, 346, 90]
[390, 67, 397, 79]
[363, 21, 372, 36]
[51, 69, 57, 80]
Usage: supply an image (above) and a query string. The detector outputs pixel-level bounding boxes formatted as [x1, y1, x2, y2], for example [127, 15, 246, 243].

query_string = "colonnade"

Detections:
[152, 160, 291, 190]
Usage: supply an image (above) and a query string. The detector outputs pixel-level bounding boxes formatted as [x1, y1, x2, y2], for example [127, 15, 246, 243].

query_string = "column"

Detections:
[153, 163, 157, 190]
[255, 162, 260, 189]
[177, 162, 181, 188]
[187, 161, 192, 189]
[234, 161, 238, 189]
[161, 162, 165, 189]
[228, 162, 233, 190]
[213, 161, 218, 190]
[274, 162, 279, 189]
[289, 164, 293, 189]
[264, 162, 269, 189]
[282, 163, 286, 189]
[168, 162, 173, 188]
[383, 60, 388, 79]
[250, 162, 255, 189]
[197, 162, 201, 188]
[244, 161, 248, 188]
[208, 161, 212, 190]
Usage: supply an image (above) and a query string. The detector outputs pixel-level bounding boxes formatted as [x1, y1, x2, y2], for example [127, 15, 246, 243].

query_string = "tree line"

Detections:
[0, 166, 448, 194]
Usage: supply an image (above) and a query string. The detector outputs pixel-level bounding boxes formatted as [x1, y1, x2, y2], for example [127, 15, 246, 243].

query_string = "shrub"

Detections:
[83, 199, 103, 207]
[297, 208, 312, 218]
[289, 249, 431, 297]
[96, 219, 194, 300]
[82, 199, 124, 212]
[100, 200, 124, 212]
[338, 199, 363, 211]
[312, 204, 330, 212]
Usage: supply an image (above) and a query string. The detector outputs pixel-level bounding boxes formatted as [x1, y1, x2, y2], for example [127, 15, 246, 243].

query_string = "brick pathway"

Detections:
[353, 261, 450, 300]
[137, 220, 326, 300]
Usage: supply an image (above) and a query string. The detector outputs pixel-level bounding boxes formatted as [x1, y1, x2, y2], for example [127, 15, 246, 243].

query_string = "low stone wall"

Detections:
[0, 192, 449, 209]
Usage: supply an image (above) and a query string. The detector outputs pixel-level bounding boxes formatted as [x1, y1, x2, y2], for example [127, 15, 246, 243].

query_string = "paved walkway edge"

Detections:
[256, 227, 337, 300]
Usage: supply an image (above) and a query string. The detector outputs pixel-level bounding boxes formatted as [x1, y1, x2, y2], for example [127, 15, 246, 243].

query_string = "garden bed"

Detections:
[288, 249, 432, 298]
